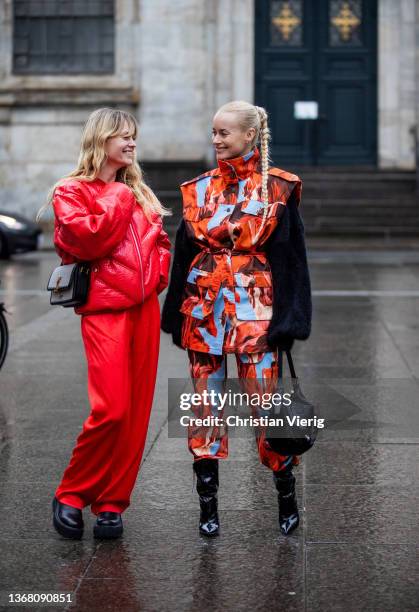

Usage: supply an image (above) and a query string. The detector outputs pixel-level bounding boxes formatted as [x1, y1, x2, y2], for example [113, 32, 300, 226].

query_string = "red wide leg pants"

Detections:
[55, 292, 160, 515]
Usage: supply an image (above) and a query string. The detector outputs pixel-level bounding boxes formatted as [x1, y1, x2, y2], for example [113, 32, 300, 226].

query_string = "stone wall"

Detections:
[0, 0, 417, 220]
[0, 0, 140, 219]
[138, 0, 254, 162]
[416, 0, 419, 167]
[379, 0, 417, 169]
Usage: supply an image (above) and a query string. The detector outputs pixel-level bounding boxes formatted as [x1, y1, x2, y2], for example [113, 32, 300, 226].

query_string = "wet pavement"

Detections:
[0, 247, 418, 611]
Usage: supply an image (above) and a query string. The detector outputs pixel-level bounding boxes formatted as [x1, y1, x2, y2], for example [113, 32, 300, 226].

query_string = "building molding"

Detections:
[0, 84, 139, 109]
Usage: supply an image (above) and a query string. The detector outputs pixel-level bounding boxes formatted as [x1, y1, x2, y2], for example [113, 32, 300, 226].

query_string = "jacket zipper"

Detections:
[129, 222, 145, 303]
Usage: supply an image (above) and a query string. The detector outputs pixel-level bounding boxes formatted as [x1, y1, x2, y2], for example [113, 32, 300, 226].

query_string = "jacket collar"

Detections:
[217, 147, 260, 183]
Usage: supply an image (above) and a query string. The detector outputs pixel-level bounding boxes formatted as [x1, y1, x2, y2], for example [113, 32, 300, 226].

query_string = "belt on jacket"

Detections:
[202, 247, 266, 256]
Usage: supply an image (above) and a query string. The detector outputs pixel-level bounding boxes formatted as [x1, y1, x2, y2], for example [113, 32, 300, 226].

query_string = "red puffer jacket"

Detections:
[52, 177, 171, 315]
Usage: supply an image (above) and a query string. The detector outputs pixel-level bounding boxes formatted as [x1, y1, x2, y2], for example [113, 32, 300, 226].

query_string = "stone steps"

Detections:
[144, 162, 419, 237]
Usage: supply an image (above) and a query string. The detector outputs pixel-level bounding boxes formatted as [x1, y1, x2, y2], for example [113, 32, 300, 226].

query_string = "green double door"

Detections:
[255, 0, 377, 166]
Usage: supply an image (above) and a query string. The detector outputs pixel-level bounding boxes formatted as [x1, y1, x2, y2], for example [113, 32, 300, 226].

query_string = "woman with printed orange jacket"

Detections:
[38, 108, 171, 540]
[162, 101, 312, 537]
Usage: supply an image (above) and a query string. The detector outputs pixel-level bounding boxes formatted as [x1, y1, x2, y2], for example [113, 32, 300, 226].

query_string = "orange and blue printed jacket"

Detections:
[161, 149, 312, 352]
[165, 146, 308, 355]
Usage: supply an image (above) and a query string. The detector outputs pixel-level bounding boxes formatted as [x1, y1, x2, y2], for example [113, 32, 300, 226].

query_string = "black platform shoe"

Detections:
[273, 466, 300, 536]
[193, 459, 219, 537]
[93, 511, 123, 539]
[52, 497, 84, 540]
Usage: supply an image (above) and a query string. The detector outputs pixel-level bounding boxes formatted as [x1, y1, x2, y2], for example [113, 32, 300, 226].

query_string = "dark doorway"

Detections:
[255, 0, 377, 166]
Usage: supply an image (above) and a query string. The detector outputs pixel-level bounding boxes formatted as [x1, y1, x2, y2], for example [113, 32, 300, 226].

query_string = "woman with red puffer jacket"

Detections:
[38, 108, 171, 541]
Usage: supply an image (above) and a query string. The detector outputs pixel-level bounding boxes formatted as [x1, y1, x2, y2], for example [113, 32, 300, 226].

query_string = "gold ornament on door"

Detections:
[271, 0, 302, 46]
[331, 1, 361, 43]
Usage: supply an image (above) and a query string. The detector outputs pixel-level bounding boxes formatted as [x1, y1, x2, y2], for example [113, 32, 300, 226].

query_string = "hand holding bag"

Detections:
[265, 350, 318, 456]
[47, 262, 91, 307]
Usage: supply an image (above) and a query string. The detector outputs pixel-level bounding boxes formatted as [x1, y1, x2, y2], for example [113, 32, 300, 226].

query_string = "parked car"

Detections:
[0, 211, 43, 259]
[0, 281, 8, 370]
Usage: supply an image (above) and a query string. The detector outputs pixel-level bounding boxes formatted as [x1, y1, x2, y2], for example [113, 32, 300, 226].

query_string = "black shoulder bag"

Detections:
[265, 350, 318, 456]
[47, 262, 91, 307]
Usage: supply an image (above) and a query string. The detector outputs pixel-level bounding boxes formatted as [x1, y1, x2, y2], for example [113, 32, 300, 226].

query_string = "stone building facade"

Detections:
[0, 0, 418, 219]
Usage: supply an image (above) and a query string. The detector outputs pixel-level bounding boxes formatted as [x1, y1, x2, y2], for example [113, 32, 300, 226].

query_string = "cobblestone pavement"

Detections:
[0, 247, 418, 611]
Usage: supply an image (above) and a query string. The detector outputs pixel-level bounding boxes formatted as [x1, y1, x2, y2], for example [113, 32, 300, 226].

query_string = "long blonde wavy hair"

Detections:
[215, 100, 272, 244]
[37, 107, 171, 222]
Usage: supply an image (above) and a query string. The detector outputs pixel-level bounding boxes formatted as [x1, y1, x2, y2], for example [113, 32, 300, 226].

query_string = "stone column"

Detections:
[415, 0, 419, 169]
[210, 0, 255, 162]
[136, 0, 255, 165]
[137, 0, 210, 161]
[379, 0, 417, 169]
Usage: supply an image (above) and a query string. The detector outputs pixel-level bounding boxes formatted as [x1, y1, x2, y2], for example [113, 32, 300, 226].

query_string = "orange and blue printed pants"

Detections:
[187, 349, 300, 472]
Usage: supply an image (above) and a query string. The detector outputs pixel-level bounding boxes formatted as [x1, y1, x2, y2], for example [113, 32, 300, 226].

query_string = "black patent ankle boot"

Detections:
[273, 466, 299, 536]
[193, 459, 219, 537]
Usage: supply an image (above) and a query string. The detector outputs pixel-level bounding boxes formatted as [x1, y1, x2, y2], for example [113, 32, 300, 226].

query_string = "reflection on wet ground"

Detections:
[0, 248, 418, 611]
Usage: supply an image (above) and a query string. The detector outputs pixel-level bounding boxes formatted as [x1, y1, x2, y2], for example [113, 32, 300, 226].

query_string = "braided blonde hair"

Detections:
[215, 101, 272, 244]
[255, 106, 271, 205]
[37, 108, 171, 222]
